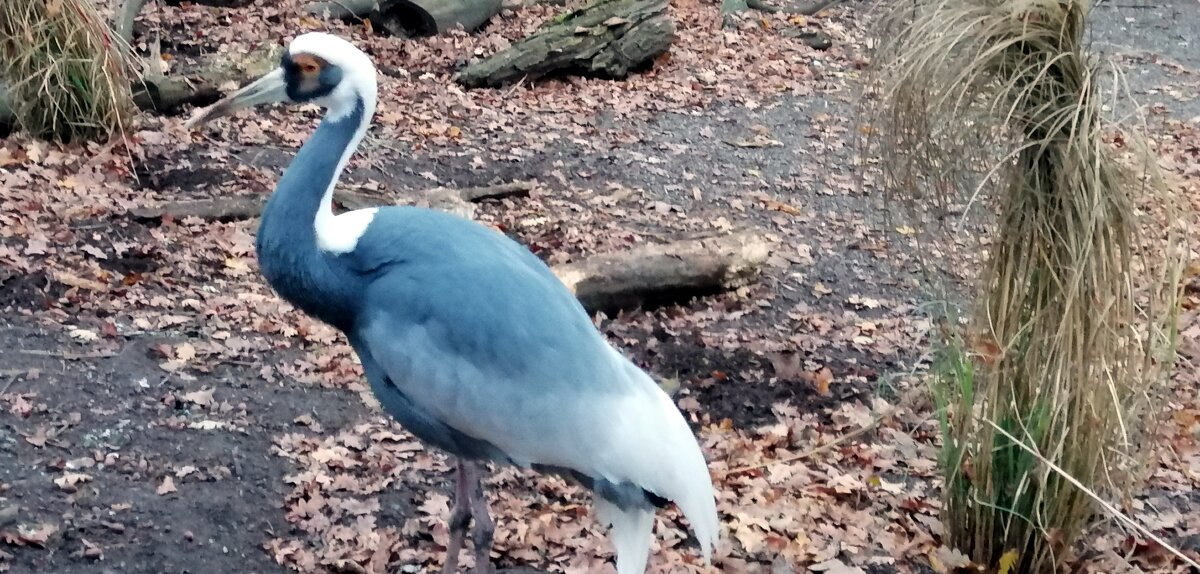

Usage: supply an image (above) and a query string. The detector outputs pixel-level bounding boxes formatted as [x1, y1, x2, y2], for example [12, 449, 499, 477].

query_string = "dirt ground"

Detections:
[1, 1, 1197, 573]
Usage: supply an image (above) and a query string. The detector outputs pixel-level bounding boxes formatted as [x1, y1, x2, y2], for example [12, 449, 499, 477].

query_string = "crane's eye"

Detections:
[291, 54, 324, 76]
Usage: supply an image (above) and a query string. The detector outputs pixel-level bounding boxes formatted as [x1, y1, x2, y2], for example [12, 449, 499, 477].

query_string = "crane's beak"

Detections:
[184, 68, 288, 129]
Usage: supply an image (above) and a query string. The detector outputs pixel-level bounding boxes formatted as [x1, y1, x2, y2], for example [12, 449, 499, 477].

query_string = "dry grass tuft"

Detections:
[868, 0, 1187, 571]
[1, 0, 135, 142]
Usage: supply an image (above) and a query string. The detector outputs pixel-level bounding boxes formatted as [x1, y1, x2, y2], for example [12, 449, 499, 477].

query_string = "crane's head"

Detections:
[185, 32, 377, 128]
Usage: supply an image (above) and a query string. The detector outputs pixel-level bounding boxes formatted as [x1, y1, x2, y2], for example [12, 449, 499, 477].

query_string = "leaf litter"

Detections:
[0, 0, 1197, 573]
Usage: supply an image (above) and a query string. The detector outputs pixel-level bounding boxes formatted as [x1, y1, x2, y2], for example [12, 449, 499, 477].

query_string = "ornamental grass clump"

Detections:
[869, 0, 1187, 571]
[1, 0, 134, 141]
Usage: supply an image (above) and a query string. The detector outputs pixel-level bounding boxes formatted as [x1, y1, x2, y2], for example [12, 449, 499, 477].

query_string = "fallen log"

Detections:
[128, 197, 263, 222]
[722, 0, 844, 29]
[745, 0, 843, 15]
[456, 0, 674, 88]
[128, 181, 537, 222]
[306, 0, 502, 36]
[554, 230, 770, 313]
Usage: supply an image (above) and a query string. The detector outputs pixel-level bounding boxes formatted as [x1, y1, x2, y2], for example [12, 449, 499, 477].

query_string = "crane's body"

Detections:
[187, 32, 719, 574]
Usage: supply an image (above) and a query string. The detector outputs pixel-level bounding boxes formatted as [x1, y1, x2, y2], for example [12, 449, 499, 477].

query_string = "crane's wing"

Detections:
[344, 206, 718, 556]
[347, 207, 634, 471]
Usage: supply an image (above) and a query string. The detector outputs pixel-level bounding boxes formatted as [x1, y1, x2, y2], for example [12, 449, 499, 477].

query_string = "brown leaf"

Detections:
[16, 523, 57, 547]
[813, 367, 833, 396]
[970, 333, 1002, 366]
[725, 135, 783, 148]
[181, 388, 214, 407]
[51, 270, 107, 292]
[930, 545, 976, 573]
[294, 414, 323, 433]
[74, 538, 103, 560]
[157, 476, 178, 496]
[809, 559, 866, 574]
[24, 426, 48, 448]
[53, 473, 93, 492]
[767, 351, 804, 381]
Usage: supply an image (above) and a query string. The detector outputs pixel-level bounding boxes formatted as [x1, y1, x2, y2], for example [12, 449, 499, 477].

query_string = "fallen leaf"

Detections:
[725, 135, 783, 148]
[767, 351, 805, 381]
[15, 523, 57, 547]
[294, 414, 323, 433]
[67, 328, 99, 342]
[930, 545, 974, 573]
[181, 388, 214, 407]
[813, 367, 833, 395]
[53, 271, 107, 292]
[157, 476, 177, 496]
[54, 473, 93, 492]
[24, 426, 48, 447]
[809, 559, 865, 574]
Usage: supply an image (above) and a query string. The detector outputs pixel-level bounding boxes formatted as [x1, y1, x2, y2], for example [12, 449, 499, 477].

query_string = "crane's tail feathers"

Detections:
[595, 497, 655, 574]
[647, 391, 720, 564]
[595, 348, 721, 569]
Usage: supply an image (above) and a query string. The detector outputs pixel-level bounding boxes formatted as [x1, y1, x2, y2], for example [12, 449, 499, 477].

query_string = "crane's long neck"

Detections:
[256, 96, 371, 330]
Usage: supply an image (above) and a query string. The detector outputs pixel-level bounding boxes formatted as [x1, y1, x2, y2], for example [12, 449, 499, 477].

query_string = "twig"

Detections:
[500, 75, 528, 100]
[985, 420, 1200, 570]
[129, 180, 539, 222]
[0, 369, 26, 394]
[16, 349, 119, 360]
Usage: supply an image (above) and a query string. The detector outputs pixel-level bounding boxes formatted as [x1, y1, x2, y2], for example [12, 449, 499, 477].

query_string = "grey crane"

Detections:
[186, 32, 719, 574]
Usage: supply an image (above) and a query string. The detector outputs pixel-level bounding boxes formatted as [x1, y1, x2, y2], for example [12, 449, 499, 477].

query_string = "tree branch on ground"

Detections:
[305, 0, 502, 36]
[553, 230, 770, 313]
[456, 0, 673, 88]
[128, 180, 538, 222]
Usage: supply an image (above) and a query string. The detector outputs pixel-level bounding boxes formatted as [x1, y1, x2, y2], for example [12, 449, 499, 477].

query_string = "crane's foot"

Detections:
[466, 461, 495, 574]
[442, 459, 474, 574]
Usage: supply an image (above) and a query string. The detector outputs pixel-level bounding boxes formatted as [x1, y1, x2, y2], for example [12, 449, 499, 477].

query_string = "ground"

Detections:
[0, 1, 1197, 573]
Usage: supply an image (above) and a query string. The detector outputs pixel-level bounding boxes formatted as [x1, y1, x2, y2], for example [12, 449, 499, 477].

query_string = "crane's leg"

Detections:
[464, 461, 494, 574]
[442, 459, 474, 574]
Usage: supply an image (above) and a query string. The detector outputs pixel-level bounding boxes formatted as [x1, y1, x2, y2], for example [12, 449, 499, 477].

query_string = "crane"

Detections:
[185, 32, 719, 574]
